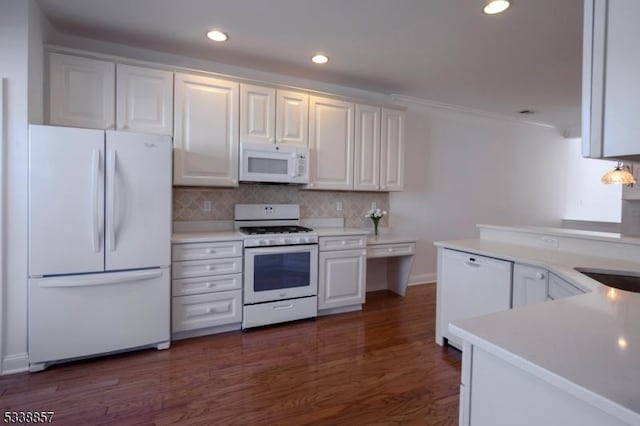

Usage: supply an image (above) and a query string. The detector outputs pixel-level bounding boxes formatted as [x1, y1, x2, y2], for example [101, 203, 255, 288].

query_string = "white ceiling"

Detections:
[36, 0, 583, 132]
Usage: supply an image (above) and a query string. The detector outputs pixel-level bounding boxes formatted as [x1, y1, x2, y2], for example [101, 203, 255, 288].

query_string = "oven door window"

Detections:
[253, 252, 310, 291]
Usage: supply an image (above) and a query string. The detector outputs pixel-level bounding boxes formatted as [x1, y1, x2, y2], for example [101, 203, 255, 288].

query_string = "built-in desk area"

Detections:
[366, 235, 416, 296]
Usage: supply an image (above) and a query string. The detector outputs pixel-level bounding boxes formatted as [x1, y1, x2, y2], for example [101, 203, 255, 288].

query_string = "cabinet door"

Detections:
[48, 53, 115, 129]
[583, 0, 640, 159]
[380, 108, 405, 191]
[601, 0, 640, 158]
[547, 272, 584, 300]
[318, 249, 367, 310]
[512, 264, 548, 308]
[308, 96, 354, 190]
[116, 64, 173, 135]
[240, 84, 276, 145]
[354, 104, 381, 191]
[173, 73, 239, 187]
[276, 90, 308, 147]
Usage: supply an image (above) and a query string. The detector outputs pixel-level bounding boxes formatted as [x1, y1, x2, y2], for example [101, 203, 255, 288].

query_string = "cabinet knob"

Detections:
[536, 272, 545, 280]
[269, 137, 275, 143]
[106, 122, 114, 130]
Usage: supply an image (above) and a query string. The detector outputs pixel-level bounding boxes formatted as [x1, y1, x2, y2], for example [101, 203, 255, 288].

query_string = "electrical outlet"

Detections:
[203, 200, 212, 212]
[371, 201, 377, 210]
[336, 201, 343, 211]
[541, 237, 559, 248]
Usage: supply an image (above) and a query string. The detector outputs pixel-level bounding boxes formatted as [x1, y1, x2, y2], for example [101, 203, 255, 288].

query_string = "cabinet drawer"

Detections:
[172, 289, 242, 332]
[367, 242, 415, 258]
[548, 273, 584, 300]
[172, 273, 242, 297]
[172, 257, 242, 279]
[319, 235, 367, 251]
[172, 241, 243, 261]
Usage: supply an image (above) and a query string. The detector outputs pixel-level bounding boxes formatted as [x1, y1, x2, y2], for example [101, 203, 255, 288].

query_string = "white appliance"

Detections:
[239, 142, 309, 184]
[235, 204, 318, 329]
[438, 249, 513, 350]
[27, 125, 172, 371]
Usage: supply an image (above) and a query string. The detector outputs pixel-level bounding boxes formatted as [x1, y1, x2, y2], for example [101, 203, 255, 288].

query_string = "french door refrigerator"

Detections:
[28, 125, 172, 371]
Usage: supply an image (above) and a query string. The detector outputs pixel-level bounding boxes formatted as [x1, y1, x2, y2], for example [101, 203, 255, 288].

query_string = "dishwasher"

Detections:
[437, 248, 513, 350]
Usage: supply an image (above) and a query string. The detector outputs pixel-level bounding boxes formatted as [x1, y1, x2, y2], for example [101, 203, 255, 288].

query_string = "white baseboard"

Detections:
[2, 353, 29, 375]
[409, 273, 436, 286]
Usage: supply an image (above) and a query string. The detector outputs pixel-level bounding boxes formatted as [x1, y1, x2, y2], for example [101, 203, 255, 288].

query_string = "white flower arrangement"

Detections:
[365, 208, 387, 219]
[365, 208, 386, 235]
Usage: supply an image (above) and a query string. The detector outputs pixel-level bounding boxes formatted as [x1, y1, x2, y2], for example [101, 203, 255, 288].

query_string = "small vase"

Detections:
[372, 218, 380, 236]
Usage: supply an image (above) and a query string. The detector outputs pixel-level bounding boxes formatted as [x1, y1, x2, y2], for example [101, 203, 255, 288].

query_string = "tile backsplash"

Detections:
[173, 184, 390, 228]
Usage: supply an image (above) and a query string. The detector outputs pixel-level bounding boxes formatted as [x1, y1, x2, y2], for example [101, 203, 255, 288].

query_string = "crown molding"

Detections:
[390, 94, 564, 134]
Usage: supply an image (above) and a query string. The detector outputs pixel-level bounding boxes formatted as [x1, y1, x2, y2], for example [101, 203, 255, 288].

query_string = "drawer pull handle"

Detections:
[273, 304, 294, 311]
[206, 249, 215, 254]
[206, 266, 215, 271]
[464, 261, 480, 268]
[388, 248, 393, 252]
[341, 241, 347, 245]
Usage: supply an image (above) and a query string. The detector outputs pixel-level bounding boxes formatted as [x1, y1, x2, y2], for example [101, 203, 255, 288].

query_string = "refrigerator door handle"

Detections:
[39, 270, 163, 288]
[109, 149, 118, 252]
[91, 149, 101, 253]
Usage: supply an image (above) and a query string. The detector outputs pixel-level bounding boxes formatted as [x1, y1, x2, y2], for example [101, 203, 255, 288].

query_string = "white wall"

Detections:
[0, 0, 52, 374]
[564, 137, 622, 223]
[390, 103, 570, 283]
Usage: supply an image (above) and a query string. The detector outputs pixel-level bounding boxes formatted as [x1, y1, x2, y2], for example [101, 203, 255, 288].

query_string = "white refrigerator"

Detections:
[28, 125, 172, 371]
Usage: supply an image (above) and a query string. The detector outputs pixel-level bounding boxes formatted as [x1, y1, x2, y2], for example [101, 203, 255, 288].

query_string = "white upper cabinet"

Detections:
[380, 108, 405, 191]
[354, 104, 381, 191]
[48, 54, 173, 135]
[173, 73, 239, 187]
[583, 0, 640, 160]
[240, 84, 276, 145]
[48, 53, 115, 130]
[116, 64, 173, 135]
[276, 90, 308, 146]
[240, 85, 308, 147]
[308, 96, 355, 190]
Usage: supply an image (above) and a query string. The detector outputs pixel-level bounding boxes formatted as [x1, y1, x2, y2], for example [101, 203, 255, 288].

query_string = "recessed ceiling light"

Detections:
[206, 30, 228, 42]
[483, 0, 511, 15]
[311, 54, 329, 64]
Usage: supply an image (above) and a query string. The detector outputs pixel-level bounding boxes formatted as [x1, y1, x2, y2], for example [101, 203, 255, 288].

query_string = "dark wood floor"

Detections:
[0, 284, 461, 425]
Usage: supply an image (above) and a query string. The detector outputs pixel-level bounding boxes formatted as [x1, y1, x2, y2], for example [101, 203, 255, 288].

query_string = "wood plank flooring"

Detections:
[0, 284, 462, 425]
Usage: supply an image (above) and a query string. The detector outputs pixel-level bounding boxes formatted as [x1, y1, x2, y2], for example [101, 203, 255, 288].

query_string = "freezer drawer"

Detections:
[28, 269, 170, 364]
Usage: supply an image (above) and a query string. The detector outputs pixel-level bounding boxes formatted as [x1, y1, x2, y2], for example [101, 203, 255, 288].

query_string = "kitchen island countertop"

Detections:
[436, 237, 640, 424]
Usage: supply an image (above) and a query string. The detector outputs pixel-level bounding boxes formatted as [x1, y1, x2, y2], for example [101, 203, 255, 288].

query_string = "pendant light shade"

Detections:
[601, 163, 636, 185]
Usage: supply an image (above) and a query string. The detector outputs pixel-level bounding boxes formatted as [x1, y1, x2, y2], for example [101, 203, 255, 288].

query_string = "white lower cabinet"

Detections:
[172, 290, 242, 332]
[460, 345, 627, 426]
[171, 240, 243, 337]
[318, 239, 367, 311]
[548, 272, 584, 300]
[512, 263, 548, 308]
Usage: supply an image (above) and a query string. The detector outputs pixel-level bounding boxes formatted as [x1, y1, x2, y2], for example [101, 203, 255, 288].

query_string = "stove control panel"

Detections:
[244, 234, 318, 248]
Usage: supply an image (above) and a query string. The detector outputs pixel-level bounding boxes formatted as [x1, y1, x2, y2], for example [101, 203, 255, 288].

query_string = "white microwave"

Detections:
[239, 142, 310, 184]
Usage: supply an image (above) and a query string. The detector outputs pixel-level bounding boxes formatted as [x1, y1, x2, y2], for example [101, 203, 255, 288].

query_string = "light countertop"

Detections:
[478, 224, 640, 246]
[437, 238, 640, 424]
[172, 231, 244, 244]
[173, 227, 417, 245]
